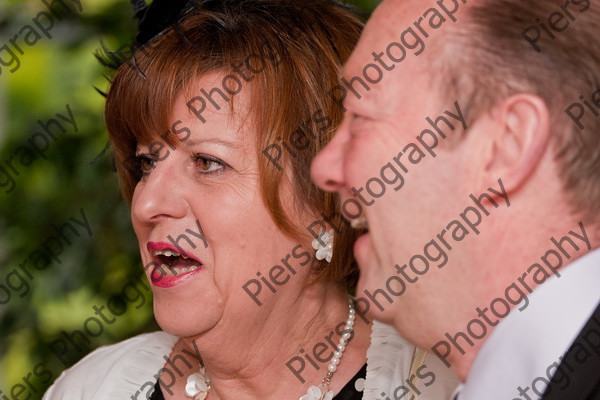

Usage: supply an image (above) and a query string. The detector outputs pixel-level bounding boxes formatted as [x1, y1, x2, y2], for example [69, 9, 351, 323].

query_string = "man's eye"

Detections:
[348, 114, 363, 137]
[193, 154, 225, 175]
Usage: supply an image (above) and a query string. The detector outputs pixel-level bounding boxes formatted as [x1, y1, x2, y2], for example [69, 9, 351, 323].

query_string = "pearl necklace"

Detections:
[184, 298, 356, 400]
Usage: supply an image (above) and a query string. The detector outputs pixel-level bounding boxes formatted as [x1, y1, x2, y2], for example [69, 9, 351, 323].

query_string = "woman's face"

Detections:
[131, 73, 314, 337]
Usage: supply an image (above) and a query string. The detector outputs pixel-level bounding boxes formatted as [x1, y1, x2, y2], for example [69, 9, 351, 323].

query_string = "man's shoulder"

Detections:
[43, 331, 178, 400]
[541, 302, 600, 400]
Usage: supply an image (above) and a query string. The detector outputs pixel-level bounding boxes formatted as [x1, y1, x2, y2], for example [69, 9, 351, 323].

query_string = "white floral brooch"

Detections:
[185, 365, 210, 400]
[300, 384, 334, 400]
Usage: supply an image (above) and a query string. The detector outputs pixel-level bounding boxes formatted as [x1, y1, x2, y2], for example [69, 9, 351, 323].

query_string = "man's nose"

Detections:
[311, 120, 350, 193]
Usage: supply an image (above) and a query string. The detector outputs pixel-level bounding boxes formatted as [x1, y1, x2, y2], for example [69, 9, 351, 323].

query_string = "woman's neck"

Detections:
[161, 284, 371, 399]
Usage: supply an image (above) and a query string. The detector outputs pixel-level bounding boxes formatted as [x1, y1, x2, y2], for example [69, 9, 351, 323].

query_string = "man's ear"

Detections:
[481, 94, 551, 192]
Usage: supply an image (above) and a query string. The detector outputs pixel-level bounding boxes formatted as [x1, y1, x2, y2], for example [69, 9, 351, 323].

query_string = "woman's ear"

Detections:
[480, 94, 551, 193]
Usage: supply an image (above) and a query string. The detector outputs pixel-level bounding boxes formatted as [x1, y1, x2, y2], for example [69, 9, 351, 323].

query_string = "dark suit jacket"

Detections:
[542, 302, 600, 400]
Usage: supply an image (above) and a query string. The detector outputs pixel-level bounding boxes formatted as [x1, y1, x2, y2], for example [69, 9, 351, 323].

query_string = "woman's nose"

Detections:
[131, 158, 188, 224]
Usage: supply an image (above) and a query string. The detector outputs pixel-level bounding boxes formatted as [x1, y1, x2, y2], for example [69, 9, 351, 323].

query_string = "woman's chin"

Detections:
[153, 299, 222, 338]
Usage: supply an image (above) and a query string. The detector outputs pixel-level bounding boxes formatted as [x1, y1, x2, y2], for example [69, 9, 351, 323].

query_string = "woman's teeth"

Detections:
[154, 249, 192, 260]
[152, 250, 202, 274]
[160, 264, 202, 273]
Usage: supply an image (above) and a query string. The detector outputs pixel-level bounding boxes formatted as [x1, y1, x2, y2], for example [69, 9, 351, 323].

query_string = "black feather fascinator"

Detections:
[95, 0, 222, 77]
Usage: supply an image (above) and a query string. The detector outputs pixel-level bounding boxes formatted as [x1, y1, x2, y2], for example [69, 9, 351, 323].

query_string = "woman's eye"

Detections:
[193, 154, 225, 175]
[133, 155, 157, 180]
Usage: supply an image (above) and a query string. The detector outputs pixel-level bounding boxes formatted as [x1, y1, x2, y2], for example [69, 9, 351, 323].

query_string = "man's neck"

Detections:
[443, 217, 596, 381]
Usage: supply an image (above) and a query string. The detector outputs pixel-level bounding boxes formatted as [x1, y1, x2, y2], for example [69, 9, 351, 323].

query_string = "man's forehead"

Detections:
[372, 0, 425, 27]
[342, 0, 423, 79]
[340, 0, 428, 113]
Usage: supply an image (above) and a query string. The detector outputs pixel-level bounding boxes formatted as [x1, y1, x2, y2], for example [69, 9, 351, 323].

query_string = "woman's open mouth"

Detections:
[147, 242, 205, 288]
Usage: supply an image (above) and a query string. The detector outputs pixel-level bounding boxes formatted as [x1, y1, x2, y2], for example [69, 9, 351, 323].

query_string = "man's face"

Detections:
[312, 0, 476, 343]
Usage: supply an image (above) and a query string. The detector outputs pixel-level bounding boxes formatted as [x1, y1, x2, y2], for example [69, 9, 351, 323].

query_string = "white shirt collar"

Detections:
[455, 247, 600, 400]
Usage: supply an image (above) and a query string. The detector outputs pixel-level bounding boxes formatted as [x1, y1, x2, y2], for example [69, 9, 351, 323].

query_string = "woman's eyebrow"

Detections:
[181, 138, 242, 150]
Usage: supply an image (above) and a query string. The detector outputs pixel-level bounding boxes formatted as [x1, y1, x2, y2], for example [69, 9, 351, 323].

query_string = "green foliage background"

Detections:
[0, 0, 381, 397]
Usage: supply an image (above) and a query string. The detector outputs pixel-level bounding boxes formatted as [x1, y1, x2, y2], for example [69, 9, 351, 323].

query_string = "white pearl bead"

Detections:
[314, 297, 356, 389]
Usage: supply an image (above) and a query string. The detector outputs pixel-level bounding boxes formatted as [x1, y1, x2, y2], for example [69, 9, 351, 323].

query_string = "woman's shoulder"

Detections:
[363, 321, 459, 400]
[43, 331, 178, 400]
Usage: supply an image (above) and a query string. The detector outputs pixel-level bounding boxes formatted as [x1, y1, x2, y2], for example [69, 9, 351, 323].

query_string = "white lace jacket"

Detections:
[43, 321, 458, 400]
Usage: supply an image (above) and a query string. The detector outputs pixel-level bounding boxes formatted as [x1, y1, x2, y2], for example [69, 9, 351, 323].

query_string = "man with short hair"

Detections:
[312, 0, 600, 399]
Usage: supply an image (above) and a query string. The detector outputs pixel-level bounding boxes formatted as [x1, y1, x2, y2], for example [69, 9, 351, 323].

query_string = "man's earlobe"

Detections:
[483, 94, 551, 193]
